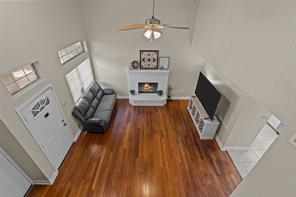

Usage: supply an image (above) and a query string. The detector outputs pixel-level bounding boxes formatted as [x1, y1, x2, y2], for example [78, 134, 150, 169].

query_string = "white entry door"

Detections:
[18, 87, 73, 169]
[0, 150, 31, 197]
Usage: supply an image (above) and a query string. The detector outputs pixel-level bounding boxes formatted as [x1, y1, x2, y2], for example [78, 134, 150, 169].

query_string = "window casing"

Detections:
[2, 63, 40, 95]
[58, 41, 84, 64]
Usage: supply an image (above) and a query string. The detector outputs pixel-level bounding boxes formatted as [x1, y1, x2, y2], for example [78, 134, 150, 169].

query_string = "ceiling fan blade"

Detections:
[166, 25, 190, 30]
[117, 23, 146, 31]
[154, 24, 170, 29]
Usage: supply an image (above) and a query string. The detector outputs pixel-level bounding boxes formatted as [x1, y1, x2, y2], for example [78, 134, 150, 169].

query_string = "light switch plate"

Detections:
[289, 132, 296, 147]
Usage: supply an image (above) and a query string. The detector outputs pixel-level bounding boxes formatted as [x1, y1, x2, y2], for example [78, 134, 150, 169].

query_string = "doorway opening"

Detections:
[228, 115, 281, 178]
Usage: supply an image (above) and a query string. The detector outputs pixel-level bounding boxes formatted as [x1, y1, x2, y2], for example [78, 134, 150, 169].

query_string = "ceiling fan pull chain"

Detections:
[152, 0, 155, 18]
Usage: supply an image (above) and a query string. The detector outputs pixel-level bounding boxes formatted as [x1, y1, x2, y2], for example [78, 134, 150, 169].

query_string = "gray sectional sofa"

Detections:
[72, 81, 117, 133]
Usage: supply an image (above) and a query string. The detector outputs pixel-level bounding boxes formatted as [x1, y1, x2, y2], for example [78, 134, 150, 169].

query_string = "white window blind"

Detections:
[77, 59, 94, 90]
[66, 58, 94, 103]
[66, 69, 81, 103]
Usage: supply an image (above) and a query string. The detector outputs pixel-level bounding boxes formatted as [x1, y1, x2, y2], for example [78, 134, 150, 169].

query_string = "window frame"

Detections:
[2, 63, 40, 95]
[58, 41, 85, 64]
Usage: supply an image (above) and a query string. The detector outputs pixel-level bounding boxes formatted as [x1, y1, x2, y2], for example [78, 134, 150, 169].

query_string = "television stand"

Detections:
[187, 96, 220, 139]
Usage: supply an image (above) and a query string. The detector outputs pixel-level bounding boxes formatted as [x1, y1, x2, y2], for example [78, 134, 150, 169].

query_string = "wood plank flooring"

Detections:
[29, 100, 241, 197]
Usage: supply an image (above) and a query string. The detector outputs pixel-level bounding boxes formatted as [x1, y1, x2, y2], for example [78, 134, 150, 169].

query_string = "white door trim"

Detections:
[33, 170, 58, 185]
[74, 126, 83, 142]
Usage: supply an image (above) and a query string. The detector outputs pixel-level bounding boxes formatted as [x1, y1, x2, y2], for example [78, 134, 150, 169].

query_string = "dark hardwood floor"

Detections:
[29, 100, 241, 197]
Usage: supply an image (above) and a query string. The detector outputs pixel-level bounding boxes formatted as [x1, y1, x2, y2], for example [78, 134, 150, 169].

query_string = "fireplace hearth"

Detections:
[138, 82, 158, 93]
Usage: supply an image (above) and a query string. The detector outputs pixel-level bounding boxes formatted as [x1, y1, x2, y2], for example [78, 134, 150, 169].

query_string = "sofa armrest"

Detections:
[84, 118, 107, 133]
[103, 88, 116, 95]
[72, 108, 86, 123]
[85, 118, 104, 125]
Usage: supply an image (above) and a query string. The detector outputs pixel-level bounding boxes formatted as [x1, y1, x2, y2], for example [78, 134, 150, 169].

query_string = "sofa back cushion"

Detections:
[85, 107, 95, 119]
[72, 108, 86, 123]
[89, 81, 104, 102]
[75, 98, 89, 116]
[91, 97, 100, 109]
[89, 82, 101, 95]
[96, 91, 103, 101]
[83, 91, 94, 104]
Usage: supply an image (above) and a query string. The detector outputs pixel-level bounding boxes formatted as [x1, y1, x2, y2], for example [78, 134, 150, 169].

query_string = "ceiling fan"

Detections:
[117, 0, 189, 40]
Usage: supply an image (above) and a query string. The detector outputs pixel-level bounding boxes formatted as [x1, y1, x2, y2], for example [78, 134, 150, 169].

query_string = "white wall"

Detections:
[193, 0, 296, 196]
[78, 0, 202, 97]
[0, 1, 87, 180]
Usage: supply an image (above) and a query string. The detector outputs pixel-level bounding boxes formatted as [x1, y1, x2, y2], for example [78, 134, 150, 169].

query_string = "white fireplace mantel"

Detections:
[128, 68, 170, 106]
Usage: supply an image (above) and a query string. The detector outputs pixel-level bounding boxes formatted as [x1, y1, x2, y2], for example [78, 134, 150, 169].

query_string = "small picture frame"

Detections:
[159, 57, 169, 70]
[140, 50, 159, 69]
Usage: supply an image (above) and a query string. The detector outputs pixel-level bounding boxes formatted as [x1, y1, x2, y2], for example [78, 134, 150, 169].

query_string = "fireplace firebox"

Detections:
[138, 82, 158, 93]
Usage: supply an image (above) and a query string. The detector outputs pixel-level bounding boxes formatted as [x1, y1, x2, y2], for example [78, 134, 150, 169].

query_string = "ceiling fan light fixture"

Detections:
[144, 29, 161, 40]
[153, 31, 161, 39]
[144, 29, 152, 39]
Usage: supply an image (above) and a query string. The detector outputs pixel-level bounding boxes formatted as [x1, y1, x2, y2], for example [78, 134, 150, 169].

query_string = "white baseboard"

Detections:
[33, 170, 58, 185]
[215, 136, 249, 151]
[171, 96, 190, 100]
[49, 170, 58, 184]
[33, 179, 51, 185]
[215, 135, 226, 151]
[117, 95, 129, 99]
[225, 146, 250, 151]
[73, 126, 83, 142]
[117, 95, 190, 100]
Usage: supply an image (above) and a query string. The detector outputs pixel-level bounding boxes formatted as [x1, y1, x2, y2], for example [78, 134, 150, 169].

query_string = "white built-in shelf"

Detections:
[187, 96, 220, 140]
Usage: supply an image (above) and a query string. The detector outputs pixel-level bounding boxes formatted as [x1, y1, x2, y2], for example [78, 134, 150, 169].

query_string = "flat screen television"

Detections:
[195, 72, 221, 120]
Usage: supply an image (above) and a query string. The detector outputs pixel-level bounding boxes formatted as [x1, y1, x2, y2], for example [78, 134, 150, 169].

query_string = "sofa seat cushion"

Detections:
[85, 107, 96, 119]
[92, 94, 116, 126]
[96, 94, 116, 112]
[93, 110, 112, 121]
[90, 97, 99, 108]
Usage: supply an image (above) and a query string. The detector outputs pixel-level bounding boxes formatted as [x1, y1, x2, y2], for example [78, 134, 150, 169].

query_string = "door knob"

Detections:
[44, 112, 49, 118]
